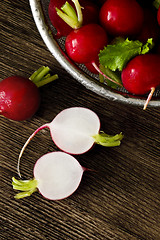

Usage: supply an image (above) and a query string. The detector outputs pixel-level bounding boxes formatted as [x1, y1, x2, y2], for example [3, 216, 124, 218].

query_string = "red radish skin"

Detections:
[56, 0, 122, 86]
[49, 0, 73, 38]
[85, 58, 100, 74]
[137, 8, 160, 44]
[65, 23, 108, 64]
[0, 67, 58, 121]
[99, 0, 144, 37]
[121, 54, 160, 109]
[13, 151, 86, 200]
[65, 23, 122, 85]
[0, 76, 40, 121]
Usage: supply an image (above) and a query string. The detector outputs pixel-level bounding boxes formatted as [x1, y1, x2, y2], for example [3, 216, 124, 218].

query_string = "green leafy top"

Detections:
[99, 38, 154, 72]
[153, 0, 160, 9]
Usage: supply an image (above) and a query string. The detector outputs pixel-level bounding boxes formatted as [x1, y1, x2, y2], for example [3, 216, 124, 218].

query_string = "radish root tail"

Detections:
[143, 87, 155, 110]
[92, 62, 123, 87]
[17, 124, 49, 178]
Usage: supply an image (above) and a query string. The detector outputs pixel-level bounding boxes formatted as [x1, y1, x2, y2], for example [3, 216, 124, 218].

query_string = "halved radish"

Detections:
[17, 107, 123, 177]
[12, 151, 85, 200]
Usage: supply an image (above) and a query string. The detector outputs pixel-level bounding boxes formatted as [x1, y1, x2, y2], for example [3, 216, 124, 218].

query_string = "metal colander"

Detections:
[29, 0, 160, 107]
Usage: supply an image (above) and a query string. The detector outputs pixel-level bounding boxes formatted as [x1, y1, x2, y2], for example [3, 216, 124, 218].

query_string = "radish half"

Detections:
[49, 107, 101, 154]
[12, 151, 85, 200]
[17, 107, 123, 177]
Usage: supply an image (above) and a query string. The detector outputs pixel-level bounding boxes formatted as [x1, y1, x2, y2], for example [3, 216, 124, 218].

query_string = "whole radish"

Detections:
[0, 67, 58, 121]
[12, 151, 85, 200]
[137, 8, 160, 44]
[49, 0, 99, 38]
[0, 76, 40, 121]
[17, 107, 123, 176]
[121, 54, 160, 109]
[65, 23, 108, 64]
[99, 0, 144, 37]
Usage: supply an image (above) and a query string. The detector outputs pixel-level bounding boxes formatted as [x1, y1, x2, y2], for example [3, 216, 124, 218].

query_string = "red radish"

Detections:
[17, 107, 123, 176]
[49, 0, 99, 38]
[137, 8, 160, 44]
[85, 58, 100, 74]
[65, 23, 108, 64]
[0, 67, 58, 121]
[49, 0, 73, 38]
[65, 23, 122, 86]
[0, 76, 40, 121]
[121, 54, 160, 109]
[81, 0, 99, 25]
[12, 151, 85, 200]
[56, 0, 122, 86]
[99, 0, 144, 37]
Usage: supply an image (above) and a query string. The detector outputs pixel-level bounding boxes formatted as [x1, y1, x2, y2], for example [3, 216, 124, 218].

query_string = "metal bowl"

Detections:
[29, 0, 160, 107]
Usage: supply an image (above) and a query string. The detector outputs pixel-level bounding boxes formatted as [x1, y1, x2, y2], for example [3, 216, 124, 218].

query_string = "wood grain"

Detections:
[1, 1, 160, 239]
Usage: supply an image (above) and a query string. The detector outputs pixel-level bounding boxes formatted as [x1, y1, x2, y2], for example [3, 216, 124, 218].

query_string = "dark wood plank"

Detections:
[1, 1, 160, 240]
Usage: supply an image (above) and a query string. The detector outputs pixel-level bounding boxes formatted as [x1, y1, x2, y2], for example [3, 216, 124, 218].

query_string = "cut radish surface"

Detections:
[12, 151, 85, 200]
[17, 107, 123, 177]
[49, 107, 100, 154]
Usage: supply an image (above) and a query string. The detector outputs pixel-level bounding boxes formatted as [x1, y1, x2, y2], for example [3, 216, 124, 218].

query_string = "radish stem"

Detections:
[61, 2, 78, 20]
[12, 177, 38, 199]
[72, 0, 83, 24]
[35, 74, 58, 87]
[93, 132, 123, 147]
[29, 66, 58, 87]
[56, 0, 83, 29]
[92, 62, 123, 87]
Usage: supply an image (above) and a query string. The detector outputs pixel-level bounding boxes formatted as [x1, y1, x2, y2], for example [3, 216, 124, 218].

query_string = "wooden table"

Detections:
[1, 1, 160, 239]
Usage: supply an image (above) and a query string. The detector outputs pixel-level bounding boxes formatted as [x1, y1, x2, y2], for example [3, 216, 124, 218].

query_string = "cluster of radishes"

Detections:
[12, 107, 123, 200]
[0, 67, 58, 121]
[49, 0, 160, 108]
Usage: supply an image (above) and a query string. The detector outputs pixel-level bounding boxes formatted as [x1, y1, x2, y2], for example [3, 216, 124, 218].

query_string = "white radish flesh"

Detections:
[17, 107, 123, 177]
[49, 107, 100, 154]
[13, 151, 85, 200]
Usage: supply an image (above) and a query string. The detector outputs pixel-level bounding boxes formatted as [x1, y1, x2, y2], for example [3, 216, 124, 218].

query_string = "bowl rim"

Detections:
[29, 0, 160, 108]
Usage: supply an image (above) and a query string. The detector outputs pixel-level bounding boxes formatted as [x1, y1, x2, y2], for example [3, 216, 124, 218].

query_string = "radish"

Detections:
[99, 0, 144, 37]
[0, 66, 58, 121]
[12, 151, 85, 200]
[65, 23, 108, 64]
[49, 0, 99, 38]
[17, 107, 123, 177]
[121, 54, 160, 110]
[57, 0, 122, 86]
[137, 8, 160, 44]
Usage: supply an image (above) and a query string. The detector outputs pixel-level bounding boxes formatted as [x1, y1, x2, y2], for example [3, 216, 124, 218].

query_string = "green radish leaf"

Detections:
[99, 38, 154, 72]
[153, 0, 160, 9]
